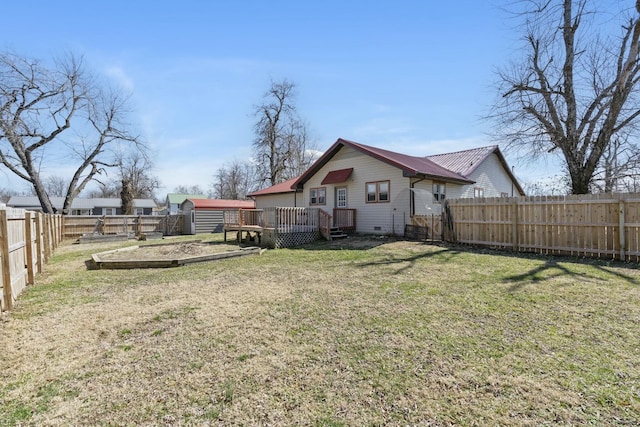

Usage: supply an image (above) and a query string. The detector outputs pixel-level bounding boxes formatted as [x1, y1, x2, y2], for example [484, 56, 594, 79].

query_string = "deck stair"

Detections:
[330, 226, 348, 240]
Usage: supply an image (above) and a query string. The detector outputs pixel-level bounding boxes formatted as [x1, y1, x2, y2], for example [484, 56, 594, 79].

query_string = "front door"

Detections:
[336, 187, 347, 208]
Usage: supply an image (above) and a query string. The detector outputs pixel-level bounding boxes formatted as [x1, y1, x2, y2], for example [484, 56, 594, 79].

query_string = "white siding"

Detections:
[411, 179, 465, 216]
[254, 192, 301, 209]
[302, 145, 411, 235]
[460, 153, 517, 198]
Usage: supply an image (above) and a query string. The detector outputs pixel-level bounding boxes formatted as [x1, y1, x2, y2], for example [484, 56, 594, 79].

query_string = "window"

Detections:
[134, 208, 145, 215]
[103, 207, 116, 216]
[366, 180, 390, 203]
[501, 192, 509, 198]
[474, 187, 485, 198]
[71, 209, 91, 215]
[310, 187, 326, 205]
[433, 182, 446, 202]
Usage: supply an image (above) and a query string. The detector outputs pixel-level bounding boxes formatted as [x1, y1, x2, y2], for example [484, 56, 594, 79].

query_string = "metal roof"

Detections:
[247, 177, 300, 197]
[427, 145, 526, 196]
[6, 196, 157, 210]
[167, 193, 207, 204]
[183, 199, 255, 209]
[321, 168, 353, 185]
[295, 138, 474, 188]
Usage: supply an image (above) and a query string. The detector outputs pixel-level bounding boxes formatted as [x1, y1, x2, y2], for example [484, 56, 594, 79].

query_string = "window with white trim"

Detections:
[474, 187, 485, 198]
[103, 207, 116, 216]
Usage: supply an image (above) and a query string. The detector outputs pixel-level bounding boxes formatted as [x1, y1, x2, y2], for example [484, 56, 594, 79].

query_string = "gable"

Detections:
[295, 138, 473, 189]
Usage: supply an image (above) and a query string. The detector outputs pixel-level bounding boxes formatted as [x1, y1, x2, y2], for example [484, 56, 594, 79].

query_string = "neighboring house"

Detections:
[250, 138, 524, 235]
[247, 177, 302, 209]
[165, 193, 207, 215]
[6, 197, 157, 215]
[182, 199, 256, 234]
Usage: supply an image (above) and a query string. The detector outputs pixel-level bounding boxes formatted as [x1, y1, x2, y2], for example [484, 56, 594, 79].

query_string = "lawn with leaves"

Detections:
[1, 234, 639, 426]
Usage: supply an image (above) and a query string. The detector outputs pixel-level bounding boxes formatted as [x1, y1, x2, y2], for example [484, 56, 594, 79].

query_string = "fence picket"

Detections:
[446, 193, 640, 262]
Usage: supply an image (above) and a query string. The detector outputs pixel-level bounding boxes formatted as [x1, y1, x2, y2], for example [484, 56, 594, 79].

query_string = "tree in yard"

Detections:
[493, 0, 640, 194]
[0, 51, 143, 213]
[173, 184, 207, 195]
[252, 79, 317, 186]
[212, 160, 258, 199]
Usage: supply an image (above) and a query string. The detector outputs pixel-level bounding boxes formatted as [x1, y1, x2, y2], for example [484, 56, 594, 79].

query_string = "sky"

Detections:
[0, 0, 566, 198]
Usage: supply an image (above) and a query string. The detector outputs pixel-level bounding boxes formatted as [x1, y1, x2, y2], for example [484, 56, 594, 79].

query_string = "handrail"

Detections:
[319, 209, 332, 241]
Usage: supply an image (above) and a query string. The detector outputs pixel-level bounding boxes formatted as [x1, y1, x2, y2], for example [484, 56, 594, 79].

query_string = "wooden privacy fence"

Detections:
[63, 215, 184, 239]
[0, 207, 63, 314]
[445, 193, 640, 262]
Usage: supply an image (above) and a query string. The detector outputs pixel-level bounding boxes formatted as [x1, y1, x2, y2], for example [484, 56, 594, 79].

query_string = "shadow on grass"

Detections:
[503, 256, 640, 291]
[356, 247, 460, 274]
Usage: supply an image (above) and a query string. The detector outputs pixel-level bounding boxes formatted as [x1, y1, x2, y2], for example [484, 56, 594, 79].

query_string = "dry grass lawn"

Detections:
[1, 234, 639, 426]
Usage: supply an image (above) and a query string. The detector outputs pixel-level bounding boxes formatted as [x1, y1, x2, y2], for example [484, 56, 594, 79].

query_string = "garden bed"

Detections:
[91, 241, 262, 269]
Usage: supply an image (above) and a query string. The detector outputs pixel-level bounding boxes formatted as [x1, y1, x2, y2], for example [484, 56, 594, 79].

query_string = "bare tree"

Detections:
[86, 181, 118, 198]
[212, 160, 258, 199]
[493, 0, 640, 194]
[173, 184, 207, 195]
[0, 185, 16, 203]
[34, 176, 69, 197]
[253, 79, 315, 186]
[0, 51, 141, 213]
[113, 150, 159, 199]
[590, 135, 640, 192]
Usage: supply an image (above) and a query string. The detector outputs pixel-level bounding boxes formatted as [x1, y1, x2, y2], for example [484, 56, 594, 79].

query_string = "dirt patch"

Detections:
[97, 242, 244, 261]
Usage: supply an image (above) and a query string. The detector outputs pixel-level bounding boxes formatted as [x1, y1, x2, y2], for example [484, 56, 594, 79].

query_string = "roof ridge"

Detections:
[426, 145, 498, 158]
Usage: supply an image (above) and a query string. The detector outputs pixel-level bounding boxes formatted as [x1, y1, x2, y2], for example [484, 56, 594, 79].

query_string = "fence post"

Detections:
[619, 199, 626, 261]
[511, 198, 519, 252]
[25, 211, 35, 285]
[35, 212, 43, 274]
[0, 209, 12, 311]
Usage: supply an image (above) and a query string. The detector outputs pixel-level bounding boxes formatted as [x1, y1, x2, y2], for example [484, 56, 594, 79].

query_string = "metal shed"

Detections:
[181, 199, 256, 234]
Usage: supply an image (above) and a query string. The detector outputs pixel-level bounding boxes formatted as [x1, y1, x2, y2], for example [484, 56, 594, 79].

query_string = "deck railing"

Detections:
[319, 209, 332, 240]
[333, 208, 356, 232]
[223, 209, 264, 227]
[224, 208, 320, 232]
[266, 207, 319, 232]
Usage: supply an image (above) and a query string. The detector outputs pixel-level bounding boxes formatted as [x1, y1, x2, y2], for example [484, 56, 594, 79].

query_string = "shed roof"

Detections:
[167, 193, 207, 204]
[6, 196, 157, 210]
[184, 199, 255, 209]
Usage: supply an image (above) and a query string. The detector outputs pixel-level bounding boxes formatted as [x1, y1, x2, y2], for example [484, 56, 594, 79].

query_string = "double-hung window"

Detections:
[310, 187, 326, 205]
[366, 180, 390, 203]
[433, 182, 446, 202]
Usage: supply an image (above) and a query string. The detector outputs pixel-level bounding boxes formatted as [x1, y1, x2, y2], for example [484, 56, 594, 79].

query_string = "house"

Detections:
[6, 196, 157, 215]
[250, 138, 524, 236]
[182, 198, 256, 234]
[165, 193, 207, 215]
[247, 177, 302, 208]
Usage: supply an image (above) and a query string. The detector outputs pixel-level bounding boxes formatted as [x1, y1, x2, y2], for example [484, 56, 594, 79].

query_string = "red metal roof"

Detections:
[295, 138, 474, 188]
[247, 177, 299, 197]
[186, 199, 255, 209]
[321, 168, 353, 185]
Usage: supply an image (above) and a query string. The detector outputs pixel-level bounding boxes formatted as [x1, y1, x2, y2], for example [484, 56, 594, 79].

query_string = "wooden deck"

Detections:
[223, 207, 356, 248]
